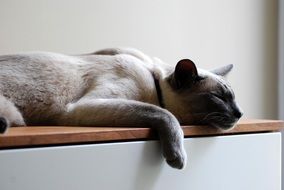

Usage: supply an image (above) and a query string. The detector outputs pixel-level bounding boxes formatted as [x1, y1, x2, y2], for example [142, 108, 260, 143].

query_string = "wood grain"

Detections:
[0, 119, 283, 148]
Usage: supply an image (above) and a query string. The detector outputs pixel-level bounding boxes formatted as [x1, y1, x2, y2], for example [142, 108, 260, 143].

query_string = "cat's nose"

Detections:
[234, 109, 243, 119]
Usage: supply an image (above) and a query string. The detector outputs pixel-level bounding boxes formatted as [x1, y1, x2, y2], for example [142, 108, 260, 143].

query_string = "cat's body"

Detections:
[0, 48, 242, 169]
[0, 51, 159, 125]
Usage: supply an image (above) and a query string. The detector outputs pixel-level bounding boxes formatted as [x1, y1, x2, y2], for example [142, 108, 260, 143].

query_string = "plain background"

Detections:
[0, 0, 278, 120]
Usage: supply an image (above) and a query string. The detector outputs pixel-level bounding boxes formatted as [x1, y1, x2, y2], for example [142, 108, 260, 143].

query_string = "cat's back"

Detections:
[0, 52, 86, 124]
[78, 53, 159, 104]
[0, 52, 84, 94]
[0, 51, 160, 124]
[0, 51, 85, 69]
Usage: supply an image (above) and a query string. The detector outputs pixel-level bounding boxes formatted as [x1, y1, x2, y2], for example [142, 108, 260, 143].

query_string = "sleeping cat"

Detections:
[0, 48, 242, 169]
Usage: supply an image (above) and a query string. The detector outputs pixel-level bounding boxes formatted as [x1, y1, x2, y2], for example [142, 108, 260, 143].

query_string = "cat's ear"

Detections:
[174, 59, 199, 89]
[211, 64, 233, 76]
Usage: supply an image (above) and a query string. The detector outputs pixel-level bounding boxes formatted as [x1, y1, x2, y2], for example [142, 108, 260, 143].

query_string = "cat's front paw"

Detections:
[162, 128, 187, 169]
[165, 146, 187, 169]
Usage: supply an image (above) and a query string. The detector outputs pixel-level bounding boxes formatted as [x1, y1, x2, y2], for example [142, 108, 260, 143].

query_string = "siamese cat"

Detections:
[0, 48, 242, 169]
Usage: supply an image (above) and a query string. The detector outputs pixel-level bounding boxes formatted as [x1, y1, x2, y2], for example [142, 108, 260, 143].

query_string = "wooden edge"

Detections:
[0, 119, 283, 148]
[183, 119, 284, 137]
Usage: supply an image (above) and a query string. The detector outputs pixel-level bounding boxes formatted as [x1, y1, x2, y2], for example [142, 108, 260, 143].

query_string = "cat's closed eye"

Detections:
[211, 88, 235, 102]
[211, 92, 226, 102]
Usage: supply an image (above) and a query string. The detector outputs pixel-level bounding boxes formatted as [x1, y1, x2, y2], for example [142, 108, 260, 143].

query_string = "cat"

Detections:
[0, 48, 243, 169]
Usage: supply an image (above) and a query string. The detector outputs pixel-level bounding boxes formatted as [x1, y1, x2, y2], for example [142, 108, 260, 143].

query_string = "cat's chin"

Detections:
[210, 121, 238, 131]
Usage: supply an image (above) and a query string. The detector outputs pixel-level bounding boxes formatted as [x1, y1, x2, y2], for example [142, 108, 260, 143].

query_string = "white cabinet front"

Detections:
[0, 133, 281, 190]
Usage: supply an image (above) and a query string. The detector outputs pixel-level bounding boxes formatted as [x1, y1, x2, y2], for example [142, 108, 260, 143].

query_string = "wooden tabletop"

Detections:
[0, 119, 283, 149]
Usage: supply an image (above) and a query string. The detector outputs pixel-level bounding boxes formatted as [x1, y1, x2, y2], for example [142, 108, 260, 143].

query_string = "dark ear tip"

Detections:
[175, 59, 198, 77]
[177, 59, 195, 65]
[211, 64, 234, 76]
[228, 64, 234, 70]
[176, 59, 197, 71]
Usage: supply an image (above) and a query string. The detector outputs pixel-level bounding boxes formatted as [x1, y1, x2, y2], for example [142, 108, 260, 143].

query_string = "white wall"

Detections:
[0, 0, 278, 119]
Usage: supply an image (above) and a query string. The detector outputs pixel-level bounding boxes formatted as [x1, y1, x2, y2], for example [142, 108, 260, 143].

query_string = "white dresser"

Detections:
[0, 119, 282, 190]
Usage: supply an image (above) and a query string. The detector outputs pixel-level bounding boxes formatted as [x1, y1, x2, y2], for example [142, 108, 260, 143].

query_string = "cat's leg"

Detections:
[0, 95, 25, 133]
[61, 98, 187, 169]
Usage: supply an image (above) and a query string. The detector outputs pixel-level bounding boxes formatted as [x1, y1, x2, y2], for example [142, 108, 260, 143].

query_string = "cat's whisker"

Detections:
[194, 111, 236, 129]
[199, 112, 225, 123]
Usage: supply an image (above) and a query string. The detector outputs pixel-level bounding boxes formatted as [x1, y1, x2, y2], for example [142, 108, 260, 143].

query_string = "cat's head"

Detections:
[163, 59, 243, 130]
